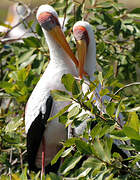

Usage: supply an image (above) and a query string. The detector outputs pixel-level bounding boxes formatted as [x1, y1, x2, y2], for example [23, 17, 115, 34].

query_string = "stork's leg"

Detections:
[41, 136, 46, 175]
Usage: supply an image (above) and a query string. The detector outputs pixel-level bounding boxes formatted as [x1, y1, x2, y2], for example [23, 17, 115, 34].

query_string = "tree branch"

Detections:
[110, 82, 140, 102]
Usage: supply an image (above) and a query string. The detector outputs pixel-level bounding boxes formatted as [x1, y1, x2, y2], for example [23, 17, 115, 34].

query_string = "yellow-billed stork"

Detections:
[73, 21, 96, 80]
[73, 21, 130, 160]
[25, 4, 78, 173]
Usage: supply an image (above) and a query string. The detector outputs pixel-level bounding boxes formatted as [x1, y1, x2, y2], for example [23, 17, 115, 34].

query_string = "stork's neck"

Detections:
[43, 29, 75, 69]
[85, 33, 96, 82]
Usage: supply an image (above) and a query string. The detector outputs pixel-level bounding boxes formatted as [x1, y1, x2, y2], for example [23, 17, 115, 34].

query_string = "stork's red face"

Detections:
[38, 12, 60, 31]
[37, 12, 79, 67]
[73, 26, 89, 78]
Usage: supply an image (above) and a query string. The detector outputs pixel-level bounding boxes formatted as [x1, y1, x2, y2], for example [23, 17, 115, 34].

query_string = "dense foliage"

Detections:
[0, 0, 140, 179]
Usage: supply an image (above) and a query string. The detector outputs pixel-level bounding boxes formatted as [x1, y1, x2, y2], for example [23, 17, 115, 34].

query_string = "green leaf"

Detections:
[123, 127, 140, 140]
[59, 153, 82, 175]
[97, 1, 112, 8]
[47, 172, 62, 180]
[110, 130, 129, 141]
[51, 147, 65, 165]
[91, 121, 103, 140]
[103, 12, 113, 26]
[82, 157, 103, 170]
[119, 144, 135, 151]
[76, 113, 89, 123]
[23, 37, 40, 48]
[72, 79, 81, 96]
[115, 100, 123, 119]
[5, 118, 23, 133]
[98, 71, 103, 85]
[75, 139, 93, 155]
[114, 20, 121, 36]
[20, 54, 37, 68]
[50, 90, 71, 101]
[64, 137, 80, 147]
[92, 138, 110, 162]
[76, 168, 92, 178]
[18, 49, 35, 64]
[0, 81, 13, 89]
[89, 0, 96, 6]
[52, 1, 66, 10]
[20, 167, 28, 180]
[99, 88, 110, 96]
[59, 112, 68, 125]
[36, 23, 43, 36]
[48, 104, 71, 121]
[125, 112, 140, 133]
[12, 174, 21, 180]
[104, 66, 114, 79]
[61, 74, 75, 92]
[68, 105, 80, 119]
[130, 8, 140, 14]
[131, 153, 140, 166]
[76, 5, 82, 21]
[104, 137, 112, 160]
[131, 139, 140, 151]
[106, 102, 115, 116]
[61, 146, 74, 158]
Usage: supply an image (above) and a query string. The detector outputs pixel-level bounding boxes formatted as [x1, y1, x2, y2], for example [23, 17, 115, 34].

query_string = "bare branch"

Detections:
[110, 82, 140, 102]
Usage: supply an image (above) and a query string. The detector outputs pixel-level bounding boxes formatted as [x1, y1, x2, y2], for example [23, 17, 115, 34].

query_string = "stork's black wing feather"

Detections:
[27, 96, 53, 171]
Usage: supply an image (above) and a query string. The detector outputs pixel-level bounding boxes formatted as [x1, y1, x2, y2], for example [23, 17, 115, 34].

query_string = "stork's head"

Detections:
[73, 21, 96, 79]
[36, 5, 79, 67]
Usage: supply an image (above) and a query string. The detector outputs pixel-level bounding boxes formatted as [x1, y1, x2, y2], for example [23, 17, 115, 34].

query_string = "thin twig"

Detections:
[73, 0, 81, 5]
[93, 153, 140, 178]
[62, 0, 68, 30]
[9, 149, 13, 180]
[19, 149, 23, 170]
[110, 82, 140, 102]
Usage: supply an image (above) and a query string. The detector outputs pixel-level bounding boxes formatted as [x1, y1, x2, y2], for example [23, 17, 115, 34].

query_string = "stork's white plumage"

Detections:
[25, 4, 78, 172]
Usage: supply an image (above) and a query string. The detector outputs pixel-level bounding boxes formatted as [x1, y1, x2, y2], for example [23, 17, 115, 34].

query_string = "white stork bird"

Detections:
[72, 21, 129, 160]
[25, 5, 79, 173]
[71, 21, 100, 136]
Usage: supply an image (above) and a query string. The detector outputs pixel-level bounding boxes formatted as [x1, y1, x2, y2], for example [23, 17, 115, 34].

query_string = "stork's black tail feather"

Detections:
[27, 96, 53, 172]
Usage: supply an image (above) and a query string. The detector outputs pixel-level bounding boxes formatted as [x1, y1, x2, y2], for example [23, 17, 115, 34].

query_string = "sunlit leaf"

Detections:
[61, 74, 75, 92]
[60, 152, 82, 175]
[125, 112, 140, 133]
[18, 49, 35, 64]
[5, 118, 23, 133]
[50, 89, 71, 101]
[51, 147, 65, 165]
[68, 105, 80, 119]
[61, 146, 74, 158]
[48, 104, 71, 121]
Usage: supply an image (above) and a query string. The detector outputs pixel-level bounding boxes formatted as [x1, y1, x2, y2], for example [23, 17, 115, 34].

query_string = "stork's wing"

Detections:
[27, 96, 53, 171]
